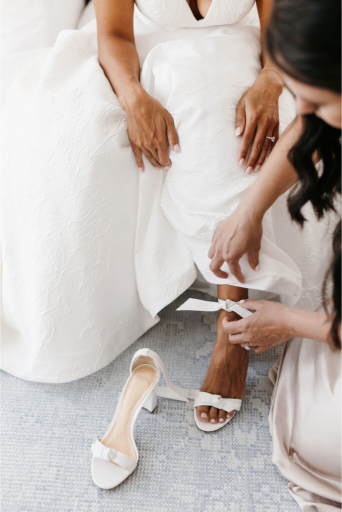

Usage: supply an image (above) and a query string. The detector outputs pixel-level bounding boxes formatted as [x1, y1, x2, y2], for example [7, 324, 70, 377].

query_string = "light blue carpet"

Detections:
[1, 290, 297, 511]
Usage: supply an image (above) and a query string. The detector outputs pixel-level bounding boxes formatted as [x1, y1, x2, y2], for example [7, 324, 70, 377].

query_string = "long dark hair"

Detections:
[266, 0, 341, 346]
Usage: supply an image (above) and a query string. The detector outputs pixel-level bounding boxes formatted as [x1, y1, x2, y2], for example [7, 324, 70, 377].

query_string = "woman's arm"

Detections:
[94, 0, 139, 103]
[222, 300, 337, 352]
[209, 115, 303, 282]
[94, 0, 180, 171]
[235, 0, 285, 173]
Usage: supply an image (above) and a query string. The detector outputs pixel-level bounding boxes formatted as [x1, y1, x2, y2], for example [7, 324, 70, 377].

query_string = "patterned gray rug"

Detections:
[1, 290, 297, 511]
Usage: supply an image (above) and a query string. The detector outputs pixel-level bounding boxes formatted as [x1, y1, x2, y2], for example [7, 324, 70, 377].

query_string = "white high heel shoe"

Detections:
[91, 348, 195, 489]
[177, 297, 253, 432]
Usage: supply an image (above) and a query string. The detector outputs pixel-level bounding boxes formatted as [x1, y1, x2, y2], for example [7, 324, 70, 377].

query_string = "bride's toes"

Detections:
[209, 407, 219, 424]
[196, 406, 210, 422]
[218, 409, 226, 423]
[226, 410, 236, 420]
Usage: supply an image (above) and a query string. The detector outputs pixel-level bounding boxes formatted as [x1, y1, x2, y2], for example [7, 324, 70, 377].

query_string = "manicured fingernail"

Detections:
[239, 158, 245, 167]
[238, 299, 246, 303]
[210, 419, 216, 423]
[201, 412, 208, 418]
[163, 166, 170, 172]
[219, 418, 224, 422]
[245, 166, 253, 174]
[173, 144, 181, 153]
[138, 167, 144, 172]
[255, 264, 260, 271]
[255, 165, 261, 172]
[235, 127, 242, 136]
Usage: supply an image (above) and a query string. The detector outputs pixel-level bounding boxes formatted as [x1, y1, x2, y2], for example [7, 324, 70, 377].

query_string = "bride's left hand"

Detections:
[235, 69, 284, 174]
[222, 299, 293, 353]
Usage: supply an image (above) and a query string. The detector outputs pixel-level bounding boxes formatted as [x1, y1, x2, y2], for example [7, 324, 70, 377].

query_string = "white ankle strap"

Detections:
[130, 347, 244, 409]
[131, 348, 198, 401]
[177, 298, 253, 319]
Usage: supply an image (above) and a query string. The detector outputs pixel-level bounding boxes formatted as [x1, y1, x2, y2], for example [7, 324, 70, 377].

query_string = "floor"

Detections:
[1, 290, 297, 511]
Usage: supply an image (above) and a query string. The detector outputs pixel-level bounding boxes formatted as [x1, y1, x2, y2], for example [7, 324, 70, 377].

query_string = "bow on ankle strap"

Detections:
[194, 392, 242, 412]
[91, 440, 137, 473]
[177, 298, 253, 319]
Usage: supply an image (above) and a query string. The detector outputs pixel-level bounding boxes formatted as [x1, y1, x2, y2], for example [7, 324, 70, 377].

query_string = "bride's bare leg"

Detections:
[196, 284, 249, 424]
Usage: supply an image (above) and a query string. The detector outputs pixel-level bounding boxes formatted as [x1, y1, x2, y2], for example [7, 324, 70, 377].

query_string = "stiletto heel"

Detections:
[142, 386, 158, 413]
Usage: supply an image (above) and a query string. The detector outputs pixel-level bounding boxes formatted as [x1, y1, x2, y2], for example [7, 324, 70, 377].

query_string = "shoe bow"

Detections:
[91, 440, 137, 472]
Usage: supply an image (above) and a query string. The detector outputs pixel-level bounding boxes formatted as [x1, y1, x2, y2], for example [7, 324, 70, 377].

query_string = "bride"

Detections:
[1, 0, 332, 424]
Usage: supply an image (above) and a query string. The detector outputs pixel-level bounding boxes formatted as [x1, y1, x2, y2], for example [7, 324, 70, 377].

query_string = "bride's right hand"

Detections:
[122, 86, 180, 171]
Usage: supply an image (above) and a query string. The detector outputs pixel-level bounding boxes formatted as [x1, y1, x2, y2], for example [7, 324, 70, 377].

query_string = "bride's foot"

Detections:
[196, 309, 249, 424]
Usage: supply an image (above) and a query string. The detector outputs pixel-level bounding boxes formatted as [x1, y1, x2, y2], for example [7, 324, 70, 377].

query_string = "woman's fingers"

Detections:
[141, 147, 162, 169]
[208, 249, 246, 283]
[165, 114, 180, 153]
[139, 118, 169, 168]
[131, 144, 145, 171]
[153, 118, 171, 169]
[253, 346, 265, 353]
[228, 333, 248, 344]
[238, 113, 257, 167]
[143, 116, 174, 170]
[239, 299, 262, 311]
[247, 249, 260, 271]
[209, 253, 228, 279]
[235, 98, 246, 137]
[254, 123, 279, 170]
[208, 242, 216, 259]
[127, 94, 176, 170]
[156, 145, 171, 169]
[222, 317, 246, 335]
[273, 123, 279, 142]
[244, 121, 272, 172]
[228, 259, 245, 283]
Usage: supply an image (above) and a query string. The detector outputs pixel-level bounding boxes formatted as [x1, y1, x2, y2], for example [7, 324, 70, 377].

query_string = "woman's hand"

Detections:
[235, 69, 284, 174]
[222, 300, 293, 352]
[208, 205, 263, 283]
[123, 86, 180, 171]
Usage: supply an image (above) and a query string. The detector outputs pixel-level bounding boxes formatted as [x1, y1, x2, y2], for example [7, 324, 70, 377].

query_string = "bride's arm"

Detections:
[94, 0, 140, 102]
[235, 0, 285, 174]
[94, 0, 180, 171]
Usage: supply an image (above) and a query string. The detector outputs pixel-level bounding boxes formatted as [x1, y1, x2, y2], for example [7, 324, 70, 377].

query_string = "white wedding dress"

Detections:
[1, 0, 334, 382]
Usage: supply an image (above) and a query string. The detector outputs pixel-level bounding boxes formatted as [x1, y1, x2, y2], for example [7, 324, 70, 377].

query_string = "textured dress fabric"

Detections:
[1, 0, 334, 383]
[268, 308, 342, 511]
[1, 0, 85, 56]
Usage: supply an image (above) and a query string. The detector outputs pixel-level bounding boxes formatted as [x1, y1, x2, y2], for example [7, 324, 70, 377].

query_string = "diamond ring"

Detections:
[266, 136, 276, 143]
[244, 342, 251, 351]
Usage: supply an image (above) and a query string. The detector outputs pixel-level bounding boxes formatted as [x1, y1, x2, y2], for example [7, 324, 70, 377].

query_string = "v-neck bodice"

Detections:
[135, 0, 255, 28]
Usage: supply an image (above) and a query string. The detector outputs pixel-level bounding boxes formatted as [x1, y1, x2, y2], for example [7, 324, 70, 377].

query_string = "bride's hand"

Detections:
[222, 300, 293, 353]
[123, 86, 180, 171]
[208, 205, 263, 283]
[235, 69, 284, 174]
